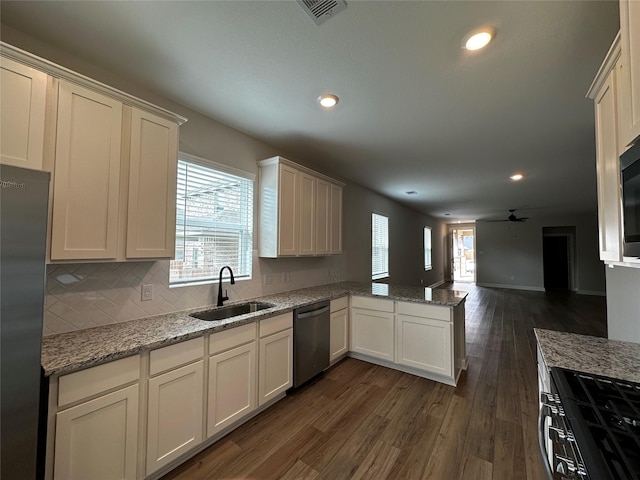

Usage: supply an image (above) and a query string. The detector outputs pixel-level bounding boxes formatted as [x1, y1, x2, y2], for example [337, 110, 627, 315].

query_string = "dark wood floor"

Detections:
[163, 284, 607, 480]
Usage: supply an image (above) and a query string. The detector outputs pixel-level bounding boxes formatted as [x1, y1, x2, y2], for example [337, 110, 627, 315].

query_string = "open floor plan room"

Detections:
[163, 284, 607, 480]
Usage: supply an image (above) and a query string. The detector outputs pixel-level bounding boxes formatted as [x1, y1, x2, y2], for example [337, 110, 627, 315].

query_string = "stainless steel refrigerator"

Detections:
[1, 164, 50, 480]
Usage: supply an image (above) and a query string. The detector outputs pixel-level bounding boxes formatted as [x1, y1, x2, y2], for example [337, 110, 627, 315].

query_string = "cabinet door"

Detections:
[594, 67, 623, 262]
[126, 108, 178, 259]
[207, 342, 256, 437]
[316, 178, 331, 256]
[330, 183, 343, 254]
[146, 361, 204, 475]
[50, 81, 123, 260]
[258, 328, 293, 406]
[298, 171, 316, 255]
[619, 0, 640, 146]
[396, 314, 453, 377]
[54, 384, 138, 480]
[350, 308, 394, 361]
[330, 308, 349, 362]
[277, 164, 299, 256]
[0, 57, 47, 169]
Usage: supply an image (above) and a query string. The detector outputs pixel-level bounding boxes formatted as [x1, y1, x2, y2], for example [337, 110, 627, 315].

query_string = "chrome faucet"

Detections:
[217, 266, 235, 307]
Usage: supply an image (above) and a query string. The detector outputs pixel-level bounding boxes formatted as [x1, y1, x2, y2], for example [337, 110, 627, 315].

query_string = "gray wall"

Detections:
[606, 266, 640, 343]
[2, 28, 449, 335]
[476, 213, 605, 294]
[343, 182, 446, 287]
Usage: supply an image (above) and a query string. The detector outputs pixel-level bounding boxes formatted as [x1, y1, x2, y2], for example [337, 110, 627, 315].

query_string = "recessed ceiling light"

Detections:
[318, 94, 339, 108]
[463, 28, 495, 51]
[510, 173, 524, 181]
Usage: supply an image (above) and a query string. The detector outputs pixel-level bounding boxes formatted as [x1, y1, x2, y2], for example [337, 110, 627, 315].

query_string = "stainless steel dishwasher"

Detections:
[293, 300, 330, 388]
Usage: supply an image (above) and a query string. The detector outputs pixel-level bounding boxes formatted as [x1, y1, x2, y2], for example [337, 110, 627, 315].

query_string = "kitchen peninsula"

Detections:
[41, 281, 467, 480]
[42, 281, 467, 379]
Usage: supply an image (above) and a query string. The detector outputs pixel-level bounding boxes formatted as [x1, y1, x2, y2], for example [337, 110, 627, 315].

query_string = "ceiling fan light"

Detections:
[463, 28, 495, 51]
[318, 94, 339, 108]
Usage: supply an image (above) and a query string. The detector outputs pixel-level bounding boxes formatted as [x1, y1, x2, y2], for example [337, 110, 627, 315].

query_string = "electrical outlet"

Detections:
[141, 284, 153, 302]
[282, 272, 290, 283]
[263, 274, 273, 285]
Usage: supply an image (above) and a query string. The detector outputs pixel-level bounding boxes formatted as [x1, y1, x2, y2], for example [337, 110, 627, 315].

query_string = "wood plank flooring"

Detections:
[163, 284, 607, 480]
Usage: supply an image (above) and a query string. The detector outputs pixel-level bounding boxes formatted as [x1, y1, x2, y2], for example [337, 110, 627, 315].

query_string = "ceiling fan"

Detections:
[487, 209, 529, 222]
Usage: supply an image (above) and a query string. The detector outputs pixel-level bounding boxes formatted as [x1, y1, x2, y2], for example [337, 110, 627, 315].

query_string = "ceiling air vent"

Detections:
[297, 0, 347, 25]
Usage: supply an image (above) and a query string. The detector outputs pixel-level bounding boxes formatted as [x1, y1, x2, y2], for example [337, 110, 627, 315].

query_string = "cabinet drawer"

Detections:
[396, 301, 451, 321]
[209, 323, 256, 355]
[150, 337, 204, 376]
[330, 296, 349, 312]
[259, 313, 293, 338]
[351, 296, 394, 312]
[58, 355, 140, 408]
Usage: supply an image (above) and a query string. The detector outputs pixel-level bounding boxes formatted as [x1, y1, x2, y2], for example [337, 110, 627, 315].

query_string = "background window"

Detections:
[372, 213, 389, 280]
[170, 156, 253, 286]
[424, 226, 432, 270]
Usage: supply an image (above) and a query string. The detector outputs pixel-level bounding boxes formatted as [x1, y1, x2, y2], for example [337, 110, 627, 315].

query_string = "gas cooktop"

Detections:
[551, 367, 640, 480]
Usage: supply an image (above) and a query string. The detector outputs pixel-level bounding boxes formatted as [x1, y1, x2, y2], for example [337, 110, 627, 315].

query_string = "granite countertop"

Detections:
[535, 328, 640, 384]
[42, 281, 467, 377]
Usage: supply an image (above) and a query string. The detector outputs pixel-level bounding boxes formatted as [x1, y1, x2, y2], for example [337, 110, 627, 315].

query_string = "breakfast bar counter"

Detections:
[41, 281, 467, 377]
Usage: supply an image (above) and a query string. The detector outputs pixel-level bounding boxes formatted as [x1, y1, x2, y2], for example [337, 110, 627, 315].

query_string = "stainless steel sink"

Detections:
[190, 302, 274, 321]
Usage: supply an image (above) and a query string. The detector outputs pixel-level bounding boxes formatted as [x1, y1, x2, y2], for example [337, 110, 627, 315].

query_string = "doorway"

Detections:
[451, 227, 475, 283]
[542, 227, 576, 291]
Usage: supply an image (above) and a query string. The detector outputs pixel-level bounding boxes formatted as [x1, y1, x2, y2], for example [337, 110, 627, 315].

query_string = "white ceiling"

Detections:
[0, 1, 620, 221]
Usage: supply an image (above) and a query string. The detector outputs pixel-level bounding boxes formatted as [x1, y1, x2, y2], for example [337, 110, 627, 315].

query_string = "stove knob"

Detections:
[548, 425, 567, 441]
[555, 455, 577, 473]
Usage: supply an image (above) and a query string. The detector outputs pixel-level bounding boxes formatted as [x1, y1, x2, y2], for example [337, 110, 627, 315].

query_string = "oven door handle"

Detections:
[539, 402, 555, 480]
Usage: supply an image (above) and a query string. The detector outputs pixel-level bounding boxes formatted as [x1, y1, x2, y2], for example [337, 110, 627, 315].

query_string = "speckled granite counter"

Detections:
[535, 328, 640, 384]
[42, 281, 467, 377]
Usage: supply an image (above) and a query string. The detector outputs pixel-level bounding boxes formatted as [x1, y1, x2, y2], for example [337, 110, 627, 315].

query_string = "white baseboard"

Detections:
[577, 290, 606, 296]
[427, 279, 446, 288]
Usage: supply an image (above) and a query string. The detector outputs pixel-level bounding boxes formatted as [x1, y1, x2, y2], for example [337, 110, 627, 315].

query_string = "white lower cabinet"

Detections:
[396, 314, 452, 377]
[330, 297, 349, 363]
[53, 356, 140, 480]
[258, 314, 293, 406]
[55, 385, 139, 480]
[259, 329, 293, 405]
[350, 296, 395, 361]
[146, 338, 204, 476]
[207, 325, 257, 437]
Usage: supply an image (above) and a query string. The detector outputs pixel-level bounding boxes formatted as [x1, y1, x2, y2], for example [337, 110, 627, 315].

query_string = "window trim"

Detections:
[424, 226, 433, 271]
[372, 212, 389, 280]
[170, 152, 255, 287]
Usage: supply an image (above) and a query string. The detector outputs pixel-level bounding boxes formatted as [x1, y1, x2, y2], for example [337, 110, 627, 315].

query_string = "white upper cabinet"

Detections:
[618, 0, 640, 146]
[316, 178, 331, 255]
[1, 42, 186, 263]
[0, 56, 48, 170]
[589, 32, 640, 266]
[258, 156, 344, 258]
[298, 171, 316, 256]
[51, 81, 123, 260]
[330, 182, 343, 254]
[594, 58, 623, 262]
[126, 108, 178, 259]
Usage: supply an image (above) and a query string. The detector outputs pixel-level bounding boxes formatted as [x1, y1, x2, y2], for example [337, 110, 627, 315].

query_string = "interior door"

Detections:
[543, 235, 570, 291]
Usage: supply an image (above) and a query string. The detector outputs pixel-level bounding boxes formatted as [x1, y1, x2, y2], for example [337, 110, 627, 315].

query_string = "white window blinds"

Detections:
[424, 226, 432, 270]
[170, 158, 253, 286]
[372, 213, 389, 280]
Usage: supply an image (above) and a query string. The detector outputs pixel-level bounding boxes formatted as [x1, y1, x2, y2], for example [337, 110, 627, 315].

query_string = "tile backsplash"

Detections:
[44, 251, 346, 336]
